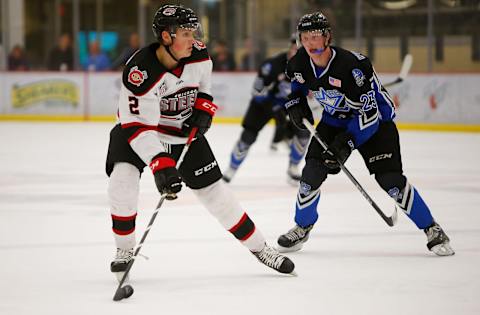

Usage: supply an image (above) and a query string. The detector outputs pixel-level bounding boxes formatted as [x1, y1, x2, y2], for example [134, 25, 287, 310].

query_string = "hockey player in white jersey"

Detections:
[105, 4, 295, 280]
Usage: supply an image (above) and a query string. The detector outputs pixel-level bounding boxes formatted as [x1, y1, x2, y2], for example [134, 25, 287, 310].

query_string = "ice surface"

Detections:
[0, 122, 479, 315]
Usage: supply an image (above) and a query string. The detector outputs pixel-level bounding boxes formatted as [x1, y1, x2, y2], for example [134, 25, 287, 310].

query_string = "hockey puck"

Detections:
[123, 285, 134, 298]
[113, 285, 134, 301]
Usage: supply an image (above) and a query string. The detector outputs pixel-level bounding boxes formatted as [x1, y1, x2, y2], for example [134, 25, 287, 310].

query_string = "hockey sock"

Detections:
[289, 134, 309, 165]
[294, 181, 321, 227]
[229, 139, 251, 170]
[108, 162, 140, 249]
[111, 213, 137, 249]
[193, 180, 265, 252]
[375, 172, 434, 229]
[393, 182, 434, 229]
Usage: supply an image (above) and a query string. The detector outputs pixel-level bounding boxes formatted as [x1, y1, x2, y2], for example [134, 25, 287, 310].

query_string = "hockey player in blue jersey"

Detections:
[277, 12, 454, 256]
[222, 37, 310, 184]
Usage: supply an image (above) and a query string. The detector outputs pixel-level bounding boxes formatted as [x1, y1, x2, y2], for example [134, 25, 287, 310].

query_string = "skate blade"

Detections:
[431, 243, 455, 256]
[288, 270, 298, 277]
[114, 271, 130, 284]
[276, 242, 304, 253]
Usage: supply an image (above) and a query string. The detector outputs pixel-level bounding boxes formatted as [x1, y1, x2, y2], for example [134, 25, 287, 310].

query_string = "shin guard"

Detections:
[193, 180, 265, 252]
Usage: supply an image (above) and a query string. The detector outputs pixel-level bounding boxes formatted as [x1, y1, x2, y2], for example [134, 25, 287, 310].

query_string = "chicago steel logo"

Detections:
[128, 66, 148, 86]
[162, 7, 176, 16]
[11, 80, 79, 108]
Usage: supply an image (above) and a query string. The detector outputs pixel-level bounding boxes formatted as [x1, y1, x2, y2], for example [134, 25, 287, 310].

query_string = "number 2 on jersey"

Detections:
[129, 96, 139, 114]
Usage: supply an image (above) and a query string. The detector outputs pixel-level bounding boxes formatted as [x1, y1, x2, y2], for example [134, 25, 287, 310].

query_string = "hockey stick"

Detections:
[383, 54, 413, 88]
[113, 127, 198, 301]
[302, 119, 397, 227]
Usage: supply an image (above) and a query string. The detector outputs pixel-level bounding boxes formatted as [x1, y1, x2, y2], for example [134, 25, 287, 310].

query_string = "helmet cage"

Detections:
[296, 29, 330, 47]
[296, 12, 331, 47]
[165, 23, 204, 41]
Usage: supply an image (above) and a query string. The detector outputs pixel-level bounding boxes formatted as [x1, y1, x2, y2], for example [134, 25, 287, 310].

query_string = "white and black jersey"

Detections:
[117, 41, 213, 165]
[106, 41, 223, 188]
[287, 46, 395, 147]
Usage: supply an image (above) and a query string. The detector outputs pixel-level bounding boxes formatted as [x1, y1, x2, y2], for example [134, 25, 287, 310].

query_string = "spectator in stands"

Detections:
[240, 37, 264, 71]
[8, 45, 29, 71]
[47, 34, 74, 71]
[110, 32, 141, 70]
[211, 40, 236, 71]
[83, 41, 111, 71]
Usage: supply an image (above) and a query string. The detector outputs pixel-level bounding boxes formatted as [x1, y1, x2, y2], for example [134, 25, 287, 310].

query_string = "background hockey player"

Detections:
[105, 4, 295, 281]
[277, 12, 454, 256]
[223, 37, 310, 184]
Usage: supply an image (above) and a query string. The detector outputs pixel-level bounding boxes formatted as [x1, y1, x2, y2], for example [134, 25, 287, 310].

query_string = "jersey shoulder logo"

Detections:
[351, 51, 366, 61]
[128, 66, 148, 87]
[193, 40, 206, 50]
[352, 68, 365, 87]
[261, 63, 272, 76]
[294, 72, 305, 83]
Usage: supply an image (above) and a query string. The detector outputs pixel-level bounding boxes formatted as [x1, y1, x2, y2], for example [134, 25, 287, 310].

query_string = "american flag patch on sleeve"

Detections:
[328, 76, 342, 88]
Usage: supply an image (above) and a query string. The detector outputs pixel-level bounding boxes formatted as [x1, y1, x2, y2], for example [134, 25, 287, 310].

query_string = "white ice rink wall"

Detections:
[0, 71, 479, 130]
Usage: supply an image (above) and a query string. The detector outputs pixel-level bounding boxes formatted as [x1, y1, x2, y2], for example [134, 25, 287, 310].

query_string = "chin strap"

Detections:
[165, 45, 179, 62]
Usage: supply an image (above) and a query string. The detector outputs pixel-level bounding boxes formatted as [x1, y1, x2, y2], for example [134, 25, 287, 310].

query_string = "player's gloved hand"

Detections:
[149, 153, 182, 200]
[321, 132, 355, 169]
[182, 97, 218, 136]
[285, 93, 314, 130]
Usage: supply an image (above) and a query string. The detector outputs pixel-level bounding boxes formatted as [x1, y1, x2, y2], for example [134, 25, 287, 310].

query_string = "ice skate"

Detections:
[424, 222, 455, 256]
[222, 167, 237, 183]
[111, 248, 134, 282]
[277, 224, 314, 253]
[252, 243, 295, 274]
[287, 163, 302, 184]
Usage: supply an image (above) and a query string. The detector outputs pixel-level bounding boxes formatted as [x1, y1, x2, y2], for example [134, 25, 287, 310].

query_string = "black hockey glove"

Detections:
[182, 108, 212, 136]
[321, 132, 355, 169]
[285, 92, 314, 130]
[182, 97, 218, 136]
[149, 153, 182, 200]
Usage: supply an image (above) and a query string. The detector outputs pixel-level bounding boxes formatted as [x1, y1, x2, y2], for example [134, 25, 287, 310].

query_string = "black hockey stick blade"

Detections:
[302, 119, 398, 227]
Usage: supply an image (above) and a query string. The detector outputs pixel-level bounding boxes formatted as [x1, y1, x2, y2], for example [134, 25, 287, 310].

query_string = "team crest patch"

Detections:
[300, 182, 312, 196]
[193, 40, 206, 50]
[128, 66, 148, 87]
[261, 63, 272, 76]
[294, 72, 305, 83]
[352, 68, 365, 87]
